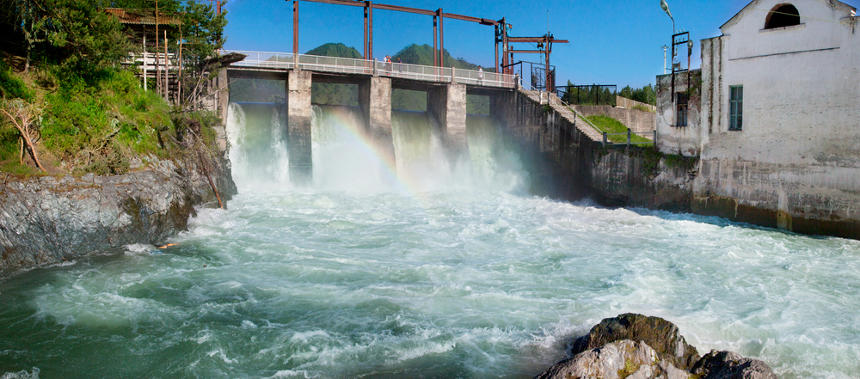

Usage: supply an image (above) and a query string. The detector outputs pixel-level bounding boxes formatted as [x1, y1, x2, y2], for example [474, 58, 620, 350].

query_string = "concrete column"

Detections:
[359, 76, 395, 168]
[428, 83, 467, 161]
[287, 70, 313, 186]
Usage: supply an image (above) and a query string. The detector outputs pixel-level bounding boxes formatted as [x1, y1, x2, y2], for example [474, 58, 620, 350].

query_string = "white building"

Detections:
[657, 0, 860, 236]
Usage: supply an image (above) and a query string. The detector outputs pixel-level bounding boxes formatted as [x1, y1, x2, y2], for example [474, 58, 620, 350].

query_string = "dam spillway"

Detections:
[0, 103, 858, 378]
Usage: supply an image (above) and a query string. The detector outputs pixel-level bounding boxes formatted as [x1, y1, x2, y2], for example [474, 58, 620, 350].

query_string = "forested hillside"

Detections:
[0, 0, 226, 176]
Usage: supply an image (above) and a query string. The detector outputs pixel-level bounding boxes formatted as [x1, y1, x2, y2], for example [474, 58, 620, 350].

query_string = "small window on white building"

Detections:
[765, 4, 801, 29]
[729, 85, 743, 131]
[675, 93, 688, 127]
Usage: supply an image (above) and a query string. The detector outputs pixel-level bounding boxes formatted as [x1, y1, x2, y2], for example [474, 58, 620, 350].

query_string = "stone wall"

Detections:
[616, 96, 656, 112]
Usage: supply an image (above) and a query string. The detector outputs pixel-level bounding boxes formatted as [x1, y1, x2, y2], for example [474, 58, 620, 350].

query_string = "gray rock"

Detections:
[0, 151, 237, 277]
[572, 313, 701, 370]
[691, 350, 777, 379]
[535, 340, 689, 379]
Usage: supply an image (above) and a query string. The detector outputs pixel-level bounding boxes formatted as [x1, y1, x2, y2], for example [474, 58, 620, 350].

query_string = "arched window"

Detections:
[765, 4, 801, 29]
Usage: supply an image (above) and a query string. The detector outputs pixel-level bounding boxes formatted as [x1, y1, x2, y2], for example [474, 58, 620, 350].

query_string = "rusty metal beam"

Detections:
[293, 0, 299, 55]
[507, 37, 569, 43]
[363, 4, 368, 59]
[373, 3, 435, 16]
[439, 8, 444, 66]
[433, 14, 438, 67]
[299, 0, 365, 7]
[441, 13, 497, 25]
[507, 50, 546, 54]
[368, 2, 373, 60]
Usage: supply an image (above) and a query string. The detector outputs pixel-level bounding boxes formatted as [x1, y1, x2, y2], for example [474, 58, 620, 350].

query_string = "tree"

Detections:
[1, 99, 46, 172]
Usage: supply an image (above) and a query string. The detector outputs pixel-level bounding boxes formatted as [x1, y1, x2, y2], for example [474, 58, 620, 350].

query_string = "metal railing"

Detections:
[226, 51, 296, 70]
[557, 84, 618, 106]
[601, 129, 656, 147]
[223, 50, 517, 89]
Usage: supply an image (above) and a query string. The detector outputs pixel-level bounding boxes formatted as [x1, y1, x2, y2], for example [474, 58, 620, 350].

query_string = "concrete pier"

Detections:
[360, 76, 395, 167]
[428, 83, 467, 162]
[287, 70, 313, 185]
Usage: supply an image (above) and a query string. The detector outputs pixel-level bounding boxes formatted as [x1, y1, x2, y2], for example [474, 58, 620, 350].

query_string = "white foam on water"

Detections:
[2, 105, 860, 378]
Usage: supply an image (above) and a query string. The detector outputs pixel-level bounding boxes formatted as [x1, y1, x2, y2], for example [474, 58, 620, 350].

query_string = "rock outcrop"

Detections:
[536, 314, 777, 379]
[0, 153, 236, 276]
[536, 340, 689, 379]
[571, 313, 700, 370]
[690, 350, 777, 379]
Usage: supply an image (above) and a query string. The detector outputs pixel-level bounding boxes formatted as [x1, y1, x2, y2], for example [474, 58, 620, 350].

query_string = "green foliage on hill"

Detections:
[307, 43, 362, 59]
[40, 67, 171, 174]
[0, 61, 33, 102]
[619, 84, 657, 106]
[0, 0, 227, 175]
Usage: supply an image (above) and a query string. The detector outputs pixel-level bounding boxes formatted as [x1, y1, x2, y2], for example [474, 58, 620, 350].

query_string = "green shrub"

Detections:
[0, 62, 33, 102]
[40, 67, 171, 174]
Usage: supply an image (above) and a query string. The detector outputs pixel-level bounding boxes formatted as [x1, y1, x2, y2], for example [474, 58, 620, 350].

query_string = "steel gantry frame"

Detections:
[496, 18, 568, 93]
[290, 0, 496, 69]
[289, 0, 567, 91]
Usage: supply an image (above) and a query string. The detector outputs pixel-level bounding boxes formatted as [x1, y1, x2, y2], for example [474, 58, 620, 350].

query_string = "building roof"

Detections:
[720, 0, 856, 31]
[105, 8, 182, 26]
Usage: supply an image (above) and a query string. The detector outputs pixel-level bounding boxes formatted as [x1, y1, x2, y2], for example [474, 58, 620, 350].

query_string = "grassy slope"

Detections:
[0, 61, 217, 176]
[585, 115, 653, 145]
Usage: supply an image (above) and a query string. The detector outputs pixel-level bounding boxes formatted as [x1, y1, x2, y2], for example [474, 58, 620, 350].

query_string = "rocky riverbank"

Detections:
[0, 152, 236, 279]
[536, 313, 776, 379]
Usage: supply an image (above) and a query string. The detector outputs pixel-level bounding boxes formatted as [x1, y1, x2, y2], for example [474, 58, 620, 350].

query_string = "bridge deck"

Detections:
[224, 51, 518, 89]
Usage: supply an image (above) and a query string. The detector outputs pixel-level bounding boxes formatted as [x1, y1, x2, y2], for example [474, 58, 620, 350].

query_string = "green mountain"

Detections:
[307, 43, 363, 59]
[393, 43, 491, 72]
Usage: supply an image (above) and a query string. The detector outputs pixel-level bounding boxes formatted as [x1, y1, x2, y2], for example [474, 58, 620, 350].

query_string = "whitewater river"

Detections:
[1, 104, 859, 378]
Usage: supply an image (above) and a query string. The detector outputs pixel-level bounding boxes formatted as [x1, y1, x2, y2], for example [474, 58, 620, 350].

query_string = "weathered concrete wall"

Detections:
[616, 96, 656, 112]
[573, 105, 656, 136]
[428, 84, 468, 161]
[655, 70, 703, 157]
[287, 70, 313, 185]
[693, 159, 860, 239]
[492, 89, 598, 200]
[591, 149, 695, 211]
[360, 76, 395, 167]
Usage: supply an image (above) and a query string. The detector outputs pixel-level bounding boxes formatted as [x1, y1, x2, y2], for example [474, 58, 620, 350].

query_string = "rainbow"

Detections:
[308, 105, 440, 204]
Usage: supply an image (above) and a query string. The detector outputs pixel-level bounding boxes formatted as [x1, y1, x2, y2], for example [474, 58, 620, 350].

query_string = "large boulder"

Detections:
[535, 340, 689, 379]
[571, 314, 700, 371]
[691, 350, 777, 379]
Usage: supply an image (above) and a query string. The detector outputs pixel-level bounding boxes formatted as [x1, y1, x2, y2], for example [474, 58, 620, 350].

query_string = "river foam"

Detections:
[0, 103, 858, 378]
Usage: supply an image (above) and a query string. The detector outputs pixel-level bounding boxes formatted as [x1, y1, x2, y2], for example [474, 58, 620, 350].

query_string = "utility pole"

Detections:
[662, 45, 668, 74]
[155, 0, 160, 97]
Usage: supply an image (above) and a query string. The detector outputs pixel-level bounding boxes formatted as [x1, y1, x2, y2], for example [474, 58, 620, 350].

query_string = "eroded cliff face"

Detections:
[0, 153, 236, 276]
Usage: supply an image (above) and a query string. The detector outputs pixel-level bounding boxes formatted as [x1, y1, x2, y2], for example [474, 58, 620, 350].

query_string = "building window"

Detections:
[765, 4, 801, 29]
[675, 93, 688, 127]
[729, 85, 743, 131]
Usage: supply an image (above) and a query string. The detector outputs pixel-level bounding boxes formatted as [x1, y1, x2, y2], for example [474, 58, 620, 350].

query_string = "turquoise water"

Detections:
[0, 104, 859, 378]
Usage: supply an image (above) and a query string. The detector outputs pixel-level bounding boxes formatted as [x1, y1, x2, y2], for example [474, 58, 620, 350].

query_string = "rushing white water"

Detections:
[1, 103, 859, 378]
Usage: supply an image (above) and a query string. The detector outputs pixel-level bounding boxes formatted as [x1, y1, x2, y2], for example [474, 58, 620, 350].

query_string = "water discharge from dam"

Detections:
[0, 103, 859, 378]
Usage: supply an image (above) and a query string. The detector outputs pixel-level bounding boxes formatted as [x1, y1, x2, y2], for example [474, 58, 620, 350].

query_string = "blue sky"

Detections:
[222, 0, 859, 88]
